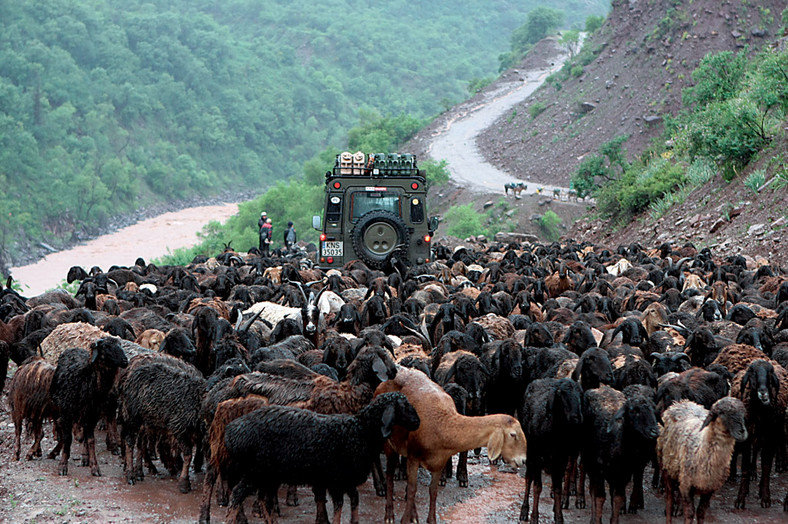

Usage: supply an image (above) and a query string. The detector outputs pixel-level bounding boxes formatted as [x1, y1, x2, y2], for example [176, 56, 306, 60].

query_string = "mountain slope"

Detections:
[476, 0, 786, 188]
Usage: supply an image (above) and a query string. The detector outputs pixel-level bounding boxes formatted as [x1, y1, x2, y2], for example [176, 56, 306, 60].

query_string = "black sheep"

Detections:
[571, 347, 614, 391]
[580, 384, 660, 524]
[50, 337, 129, 476]
[481, 338, 525, 417]
[519, 378, 584, 524]
[120, 360, 207, 492]
[222, 392, 420, 524]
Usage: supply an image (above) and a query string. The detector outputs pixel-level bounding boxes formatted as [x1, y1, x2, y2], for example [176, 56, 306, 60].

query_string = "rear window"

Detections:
[350, 191, 401, 220]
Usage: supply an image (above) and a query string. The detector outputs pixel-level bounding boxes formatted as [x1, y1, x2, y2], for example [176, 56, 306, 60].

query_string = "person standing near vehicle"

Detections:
[259, 215, 273, 257]
[284, 221, 297, 252]
[258, 212, 268, 251]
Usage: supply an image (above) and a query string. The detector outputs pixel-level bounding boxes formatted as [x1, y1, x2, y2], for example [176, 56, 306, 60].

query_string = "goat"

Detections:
[376, 366, 527, 524]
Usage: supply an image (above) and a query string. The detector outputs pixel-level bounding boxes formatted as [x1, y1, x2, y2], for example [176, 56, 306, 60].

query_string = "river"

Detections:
[8, 202, 239, 296]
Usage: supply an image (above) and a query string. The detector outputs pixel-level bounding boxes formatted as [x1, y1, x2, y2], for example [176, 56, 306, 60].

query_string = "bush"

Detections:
[529, 101, 547, 119]
[687, 98, 769, 180]
[539, 210, 562, 241]
[421, 159, 450, 189]
[445, 204, 486, 239]
[596, 158, 686, 222]
[585, 15, 604, 33]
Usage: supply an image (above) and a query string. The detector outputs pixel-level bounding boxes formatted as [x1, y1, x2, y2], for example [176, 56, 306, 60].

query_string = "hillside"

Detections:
[413, 0, 787, 267]
[0, 0, 609, 272]
[476, 0, 786, 187]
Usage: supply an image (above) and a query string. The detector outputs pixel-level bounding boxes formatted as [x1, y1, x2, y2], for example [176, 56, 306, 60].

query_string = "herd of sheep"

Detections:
[1, 238, 787, 524]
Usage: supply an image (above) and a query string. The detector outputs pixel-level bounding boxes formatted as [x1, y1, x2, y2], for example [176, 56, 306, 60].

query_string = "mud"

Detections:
[2, 406, 788, 524]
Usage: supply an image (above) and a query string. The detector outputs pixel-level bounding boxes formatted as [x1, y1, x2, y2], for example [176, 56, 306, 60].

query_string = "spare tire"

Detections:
[351, 210, 409, 269]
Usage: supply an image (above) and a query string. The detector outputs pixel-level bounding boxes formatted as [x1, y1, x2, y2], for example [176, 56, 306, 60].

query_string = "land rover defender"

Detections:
[312, 152, 439, 269]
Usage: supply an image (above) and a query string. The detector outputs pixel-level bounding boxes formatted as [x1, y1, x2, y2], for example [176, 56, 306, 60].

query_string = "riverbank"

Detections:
[9, 202, 240, 296]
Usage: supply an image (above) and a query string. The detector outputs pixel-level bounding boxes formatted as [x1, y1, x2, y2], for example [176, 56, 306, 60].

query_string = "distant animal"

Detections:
[504, 181, 527, 197]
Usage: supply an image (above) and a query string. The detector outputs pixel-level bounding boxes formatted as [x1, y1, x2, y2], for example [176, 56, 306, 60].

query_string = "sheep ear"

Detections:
[740, 368, 753, 397]
[769, 368, 780, 395]
[381, 404, 396, 439]
[487, 429, 504, 462]
[700, 411, 717, 429]
[607, 406, 626, 434]
[90, 342, 100, 364]
[372, 356, 389, 382]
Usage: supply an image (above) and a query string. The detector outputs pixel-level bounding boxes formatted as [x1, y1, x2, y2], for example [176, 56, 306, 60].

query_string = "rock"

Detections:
[751, 28, 768, 38]
[710, 218, 727, 233]
[643, 115, 662, 124]
[476, 234, 488, 243]
[494, 232, 539, 244]
[748, 224, 765, 236]
[579, 102, 597, 113]
[483, 200, 494, 209]
[731, 31, 742, 39]
[730, 205, 745, 218]
[772, 216, 786, 228]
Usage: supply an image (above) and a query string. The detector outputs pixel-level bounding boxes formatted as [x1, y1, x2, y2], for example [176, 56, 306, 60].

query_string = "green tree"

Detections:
[559, 30, 581, 59]
[585, 15, 604, 33]
[684, 50, 747, 108]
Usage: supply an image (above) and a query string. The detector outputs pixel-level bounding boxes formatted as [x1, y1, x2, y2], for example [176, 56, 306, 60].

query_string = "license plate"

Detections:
[322, 241, 343, 257]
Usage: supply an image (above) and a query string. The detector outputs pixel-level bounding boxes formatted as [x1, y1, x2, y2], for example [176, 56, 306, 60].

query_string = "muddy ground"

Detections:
[2, 389, 788, 524]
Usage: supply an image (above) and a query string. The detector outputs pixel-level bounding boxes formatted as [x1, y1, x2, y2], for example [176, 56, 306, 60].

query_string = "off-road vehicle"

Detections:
[312, 152, 439, 269]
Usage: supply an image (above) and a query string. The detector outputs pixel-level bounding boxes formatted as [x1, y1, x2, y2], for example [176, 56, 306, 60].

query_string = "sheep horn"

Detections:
[238, 307, 265, 333]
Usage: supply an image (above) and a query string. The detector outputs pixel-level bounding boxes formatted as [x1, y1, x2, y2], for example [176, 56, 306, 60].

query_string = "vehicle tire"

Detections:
[351, 210, 409, 269]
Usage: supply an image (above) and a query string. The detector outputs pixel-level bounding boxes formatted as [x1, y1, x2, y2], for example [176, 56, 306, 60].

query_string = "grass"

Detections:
[648, 159, 715, 220]
[744, 169, 766, 193]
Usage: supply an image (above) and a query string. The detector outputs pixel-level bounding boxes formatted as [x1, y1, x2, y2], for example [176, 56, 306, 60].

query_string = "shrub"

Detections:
[744, 169, 766, 193]
[445, 204, 486, 239]
[687, 98, 769, 180]
[529, 102, 547, 119]
[585, 15, 604, 34]
[596, 158, 686, 222]
[540, 210, 562, 241]
[421, 159, 450, 189]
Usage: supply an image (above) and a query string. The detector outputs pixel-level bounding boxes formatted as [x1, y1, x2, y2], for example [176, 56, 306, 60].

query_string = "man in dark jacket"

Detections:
[284, 221, 297, 252]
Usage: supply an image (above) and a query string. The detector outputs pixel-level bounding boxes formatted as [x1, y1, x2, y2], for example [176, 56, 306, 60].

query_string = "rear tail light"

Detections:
[320, 233, 327, 241]
[327, 257, 334, 264]
[424, 234, 431, 242]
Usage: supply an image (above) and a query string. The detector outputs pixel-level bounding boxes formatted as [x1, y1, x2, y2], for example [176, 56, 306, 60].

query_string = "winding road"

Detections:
[428, 47, 574, 196]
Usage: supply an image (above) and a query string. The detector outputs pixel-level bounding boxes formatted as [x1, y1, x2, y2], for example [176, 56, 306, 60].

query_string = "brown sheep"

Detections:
[658, 398, 748, 524]
[545, 262, 574, 298]
[641, 302, 669, 336]
[198, 395, 269, 524]
[709, 344, 767, 375]
[376, 366, 527, 524]
[474, 313, 515, 340]
[8, 357, 58, 461]
[134, 328, 166, 351]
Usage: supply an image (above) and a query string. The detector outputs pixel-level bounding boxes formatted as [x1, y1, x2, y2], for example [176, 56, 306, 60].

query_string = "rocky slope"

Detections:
[410, 0, 787, 266]
[477, 0, 786, 187]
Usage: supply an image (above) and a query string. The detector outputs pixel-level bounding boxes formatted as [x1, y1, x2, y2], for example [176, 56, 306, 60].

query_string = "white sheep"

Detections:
[657, 397, 748, 524]
[242, 301, 302, 327]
